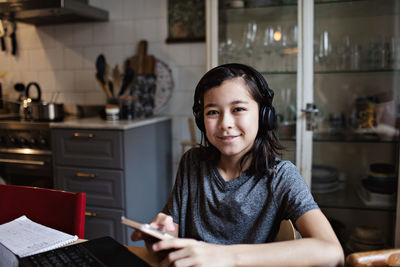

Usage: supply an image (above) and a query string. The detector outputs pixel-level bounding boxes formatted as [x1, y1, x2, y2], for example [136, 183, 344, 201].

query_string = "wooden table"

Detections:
[74, 239, 161, 266]
[126, 246, 160, 266]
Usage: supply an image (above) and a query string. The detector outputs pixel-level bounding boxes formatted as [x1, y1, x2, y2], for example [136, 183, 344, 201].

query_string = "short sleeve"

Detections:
[273, 161, 319, 223]
[162, 153, 186, 223]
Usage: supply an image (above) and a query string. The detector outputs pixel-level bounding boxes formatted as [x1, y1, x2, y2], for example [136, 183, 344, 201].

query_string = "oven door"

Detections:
[0, 149, 53, 188]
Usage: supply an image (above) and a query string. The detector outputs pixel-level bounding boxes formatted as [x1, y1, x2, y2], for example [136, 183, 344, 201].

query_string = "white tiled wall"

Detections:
[0, 0, 206, 181]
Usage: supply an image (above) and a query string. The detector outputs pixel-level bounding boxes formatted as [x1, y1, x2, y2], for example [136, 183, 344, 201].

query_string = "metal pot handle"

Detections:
[25, 82, 41, 102]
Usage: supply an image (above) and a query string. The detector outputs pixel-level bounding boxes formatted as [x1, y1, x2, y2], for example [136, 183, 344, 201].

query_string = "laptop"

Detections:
[19, 236, 152, 267]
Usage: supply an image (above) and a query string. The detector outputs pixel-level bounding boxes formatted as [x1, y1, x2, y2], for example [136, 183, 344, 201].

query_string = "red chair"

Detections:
[0, 184, 86, 238]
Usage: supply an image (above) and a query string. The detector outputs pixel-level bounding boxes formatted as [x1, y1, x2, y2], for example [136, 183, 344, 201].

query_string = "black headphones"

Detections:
[193, 63, 276, 134]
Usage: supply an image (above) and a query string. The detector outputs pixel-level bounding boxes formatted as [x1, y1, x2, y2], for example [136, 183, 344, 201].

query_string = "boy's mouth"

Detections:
[218, 135, 239, 141]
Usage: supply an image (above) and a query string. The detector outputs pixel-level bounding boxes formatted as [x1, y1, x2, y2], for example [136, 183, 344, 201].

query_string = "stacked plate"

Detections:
[346, 226, 387, 253]
[312, 165, 341, 193]
[357, 163, 396, 208]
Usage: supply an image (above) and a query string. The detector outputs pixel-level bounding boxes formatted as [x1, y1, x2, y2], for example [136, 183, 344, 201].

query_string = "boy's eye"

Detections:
[205, 110, 218, 116]
[233, 107, 245, 112]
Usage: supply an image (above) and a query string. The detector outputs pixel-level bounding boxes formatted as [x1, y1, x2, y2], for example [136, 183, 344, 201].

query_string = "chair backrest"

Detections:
[346, 249, 400, 267]
[0, 185, 86, 238]
[275, 219, 297, 242]
[180, 117, 198, 155]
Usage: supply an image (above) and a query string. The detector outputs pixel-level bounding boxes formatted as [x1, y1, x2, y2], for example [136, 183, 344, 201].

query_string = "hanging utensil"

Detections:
[94, 54, 112, 98]
[0, 19, 6, 52]
[9, 19, 17, 55]
[104, 63, 113, 98]
[95, 54, 106, 84]
[118, 65, 134, 97]
[112, 64, 121, 95]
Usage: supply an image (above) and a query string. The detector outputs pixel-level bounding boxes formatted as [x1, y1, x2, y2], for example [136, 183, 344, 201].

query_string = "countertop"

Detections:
[50, 116, 171, 130]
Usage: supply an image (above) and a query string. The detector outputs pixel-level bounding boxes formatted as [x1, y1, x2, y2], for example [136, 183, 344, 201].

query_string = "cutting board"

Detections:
[128, 40, 155, 74]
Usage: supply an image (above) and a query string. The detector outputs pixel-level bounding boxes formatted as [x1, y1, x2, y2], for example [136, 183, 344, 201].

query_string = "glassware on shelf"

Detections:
[315, 30, 333, 71]
[380, 38, 392, 70]
[366, 37, 392, 70]
[278, 87, 296, 121]
[338, 35, 352, 71]
[284, 24, 298, 71]
[272, 24, 295, 72]
[261, 26, 275, 72]
[350, 44, 362, 71]
[240, 21, 258, 65]
[391, 37, 400, 69]
[263, 26, 275, 54]
[219, 37, 237, 64]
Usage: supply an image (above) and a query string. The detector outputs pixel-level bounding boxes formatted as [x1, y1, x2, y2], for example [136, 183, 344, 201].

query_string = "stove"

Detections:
[0, 120, 51, 151]
[0, 119, 53, 188]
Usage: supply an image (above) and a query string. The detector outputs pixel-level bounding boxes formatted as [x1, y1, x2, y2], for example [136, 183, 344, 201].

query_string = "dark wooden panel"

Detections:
[55, 166, 125, 209]
[84, 207, 126, 244]
[53, 129, 123, 169]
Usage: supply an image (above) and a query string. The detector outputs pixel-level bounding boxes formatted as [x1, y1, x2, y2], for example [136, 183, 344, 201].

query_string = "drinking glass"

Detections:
[279, 25, 298, 71]
[219, 38, 237, 64]
[350, 44, 362, 70]
[339, 35, 352, 70]
[263, 26, 275, 55]
[316, 31, 333, 71]
[261, 26, 275, 71]
[240, 21, 257, 65]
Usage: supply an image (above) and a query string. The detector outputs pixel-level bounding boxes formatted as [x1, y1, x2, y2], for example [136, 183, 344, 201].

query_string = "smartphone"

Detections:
[121, 216, 174, 240]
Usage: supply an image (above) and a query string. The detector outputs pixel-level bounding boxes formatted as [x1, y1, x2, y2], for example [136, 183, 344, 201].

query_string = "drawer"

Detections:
[53, 129, 123, 169]
[85, 207, 126, 244]
[55, 166, 125, 209]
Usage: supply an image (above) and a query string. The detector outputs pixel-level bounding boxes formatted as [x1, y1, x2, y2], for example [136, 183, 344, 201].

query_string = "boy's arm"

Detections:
[155, 209, 345, 267]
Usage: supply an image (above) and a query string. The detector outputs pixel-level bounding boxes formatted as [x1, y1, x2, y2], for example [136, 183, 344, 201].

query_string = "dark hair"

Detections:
[192, 63, 283, 179]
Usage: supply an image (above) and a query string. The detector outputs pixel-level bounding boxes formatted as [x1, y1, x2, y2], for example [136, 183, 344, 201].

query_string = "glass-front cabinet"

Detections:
[206, 0, 400, 254]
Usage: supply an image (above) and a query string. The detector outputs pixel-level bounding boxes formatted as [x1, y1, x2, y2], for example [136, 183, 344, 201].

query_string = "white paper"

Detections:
[0, 215, 78, 257]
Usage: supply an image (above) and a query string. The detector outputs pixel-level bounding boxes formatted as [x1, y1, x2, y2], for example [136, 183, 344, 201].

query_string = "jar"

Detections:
[105, 105, 120, 121]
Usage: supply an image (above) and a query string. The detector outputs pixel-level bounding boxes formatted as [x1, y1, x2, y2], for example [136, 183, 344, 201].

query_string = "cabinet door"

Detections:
[53, 129, 123, 169]
[85, 207, 126, 244]
[207, 0, 400, 254]
[206, 0, 313, 176]
[311, 0, 399, 253]
[55, 166, 125, 209]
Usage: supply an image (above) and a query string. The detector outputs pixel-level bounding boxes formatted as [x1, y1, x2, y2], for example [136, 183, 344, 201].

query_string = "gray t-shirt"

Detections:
[163, 148, 319, 244]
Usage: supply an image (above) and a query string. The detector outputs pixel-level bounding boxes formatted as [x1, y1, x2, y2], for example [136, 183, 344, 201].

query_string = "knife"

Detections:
[10, 21, 17, 55]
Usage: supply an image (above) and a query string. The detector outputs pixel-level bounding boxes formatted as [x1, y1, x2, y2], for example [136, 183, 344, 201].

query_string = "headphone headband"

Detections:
[193, 63, 277, 133]
[224, 63, 274, 106]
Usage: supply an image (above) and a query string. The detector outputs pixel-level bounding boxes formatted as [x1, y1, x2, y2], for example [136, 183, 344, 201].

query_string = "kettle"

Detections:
[19, 82, 41, 120]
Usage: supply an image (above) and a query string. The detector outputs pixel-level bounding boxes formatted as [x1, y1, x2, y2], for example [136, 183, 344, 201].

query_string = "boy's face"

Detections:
[203, 77, 259, 161]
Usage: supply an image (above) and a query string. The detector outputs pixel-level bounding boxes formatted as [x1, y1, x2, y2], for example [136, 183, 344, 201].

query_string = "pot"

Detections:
[19, 82, 64, 121]
[30, 102, 64, 121]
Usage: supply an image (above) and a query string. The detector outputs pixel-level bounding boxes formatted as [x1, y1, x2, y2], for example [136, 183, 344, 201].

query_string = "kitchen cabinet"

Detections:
[206, 0, 399, 253]
[51, 117, 172, 245]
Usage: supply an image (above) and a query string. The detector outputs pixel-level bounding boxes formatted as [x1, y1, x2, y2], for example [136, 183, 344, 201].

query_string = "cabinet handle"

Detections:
[85, 211, 98, 217]
[0, 158, 45, 166]
[301, 103, 319, 131]
[73, 132, 94, 138]
[76, 172, 97, 179]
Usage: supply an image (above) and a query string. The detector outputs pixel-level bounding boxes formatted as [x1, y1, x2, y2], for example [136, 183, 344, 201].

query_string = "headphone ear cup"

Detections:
[259, 106, 276, 131]
[266, 106, 276, 130]
[259, 106, 267, 132]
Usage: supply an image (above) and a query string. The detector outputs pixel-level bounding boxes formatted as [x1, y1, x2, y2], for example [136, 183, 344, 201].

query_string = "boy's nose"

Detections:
[219, 113, 234, 129]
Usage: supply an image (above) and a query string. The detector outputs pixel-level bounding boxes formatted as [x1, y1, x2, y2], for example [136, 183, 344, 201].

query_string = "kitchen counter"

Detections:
[52, 115, 172, 244]
[50, 116, 171, 130]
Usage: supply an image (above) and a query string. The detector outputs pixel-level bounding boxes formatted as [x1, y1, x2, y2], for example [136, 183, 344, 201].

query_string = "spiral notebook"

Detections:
[0, 215, 78, 258]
